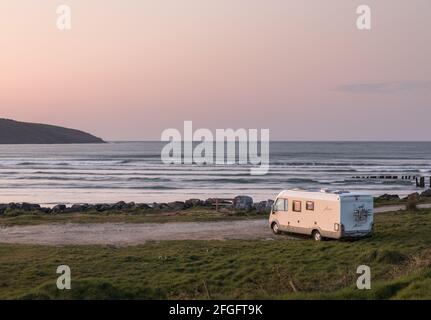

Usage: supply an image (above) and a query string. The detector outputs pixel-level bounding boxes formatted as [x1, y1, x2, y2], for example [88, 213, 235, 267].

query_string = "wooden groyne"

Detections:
[351, 175, 430, 188]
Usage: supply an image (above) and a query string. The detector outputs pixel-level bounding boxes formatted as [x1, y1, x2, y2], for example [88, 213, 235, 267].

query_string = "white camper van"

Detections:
[269, 189, 374, 241]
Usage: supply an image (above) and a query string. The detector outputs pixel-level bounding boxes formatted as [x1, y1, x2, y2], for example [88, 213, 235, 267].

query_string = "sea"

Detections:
[0, 141, 430, 206]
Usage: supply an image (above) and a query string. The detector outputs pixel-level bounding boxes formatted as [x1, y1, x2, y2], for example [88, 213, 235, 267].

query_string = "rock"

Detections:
[126, 202, 136, 209]
[94, 204, 111, 212]
[185, 199, 204, 208]
[376, 194, 400, 201]
[167, 201, 185, 211]
[0, 204, 7, 215]
[420, 189, 431, 198]
[38, 207, 52, 214]
[7, 203, 19, 210]
[204, 198, 217, 207]
[112, 201, 127, 210]
[407, 192, 420, 201]
[151, 203, 161, 210]
[233, 196, 253, 211]
[159, 203, 169, 210]
[406, 192, 420, 210]
[266, 199, 274, 210]
[254, 201, 267, 214]
[70, 204, 89, 212]
[151, 203, 169, 210]
[52, 204, 67, 213]
[135, 203, 151, 210]
[21, 203, 41, 211]
[254, 200, 275, 214]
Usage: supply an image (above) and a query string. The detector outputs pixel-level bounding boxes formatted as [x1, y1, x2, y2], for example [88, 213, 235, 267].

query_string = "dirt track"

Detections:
[0, 219, 277, 246]
[0, 204, 429, 246]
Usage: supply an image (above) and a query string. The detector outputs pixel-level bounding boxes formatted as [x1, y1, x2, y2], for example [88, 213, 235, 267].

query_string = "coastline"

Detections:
[1, 189, 431, 216]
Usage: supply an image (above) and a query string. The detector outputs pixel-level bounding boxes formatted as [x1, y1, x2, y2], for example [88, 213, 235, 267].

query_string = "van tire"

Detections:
[312, 230, 322, 241]
[271, 222, 281, 235]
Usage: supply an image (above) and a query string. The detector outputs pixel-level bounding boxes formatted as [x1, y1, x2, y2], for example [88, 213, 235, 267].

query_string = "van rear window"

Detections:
[293, 201, 302, 212]
[306, 201, 314, 211]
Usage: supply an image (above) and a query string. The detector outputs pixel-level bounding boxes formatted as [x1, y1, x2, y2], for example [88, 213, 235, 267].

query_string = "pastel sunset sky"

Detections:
[1, 0, 430, 140]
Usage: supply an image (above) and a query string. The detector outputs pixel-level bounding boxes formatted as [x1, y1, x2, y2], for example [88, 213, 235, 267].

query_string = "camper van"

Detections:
[269, 189, 374, 241]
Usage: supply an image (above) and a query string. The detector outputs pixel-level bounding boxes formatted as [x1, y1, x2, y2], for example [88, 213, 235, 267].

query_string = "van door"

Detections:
[273, 198, 289, 230]
[340, 196, 374, 236]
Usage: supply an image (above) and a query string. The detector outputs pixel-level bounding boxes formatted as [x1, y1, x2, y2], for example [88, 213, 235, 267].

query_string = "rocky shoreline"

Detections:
[0, 196, 274, 215]
[2, 189, 431, 216]
[375, 189, 431, 201]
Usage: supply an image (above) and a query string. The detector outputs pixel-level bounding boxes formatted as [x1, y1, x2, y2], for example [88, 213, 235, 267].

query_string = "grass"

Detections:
[374, 197, 431, 208]
[0, 209, 431, 299]
[0, 207, 265, 226]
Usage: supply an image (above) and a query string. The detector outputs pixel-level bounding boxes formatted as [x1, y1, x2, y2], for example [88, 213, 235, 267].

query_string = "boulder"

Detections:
[376, 194, 400, 201]
[0, 204, 7, 215]
[94, 204, 111, 212]
[126, 202, 136, 209]
[7, 203, 19, 210]
[407, 192, 420, 201]
[167, 201, 185, 211]
[233, 196, 254, 211]
[38, 207, 52, 214]
[204, 198, 216, 207]
[112, 201, 127, 210]
[185, 199, 204, 208]
[420, 189, 431, 198]
[151, 203, 169, 210]
[70, 204, 90, 212]
[52, 204, 67, 213]
[136, 203, 151, 210]
[254, 200, 275, 214]
[151, 203, 161, 210]
[20, 202, 40, 211]
[266, 199, 274, 211]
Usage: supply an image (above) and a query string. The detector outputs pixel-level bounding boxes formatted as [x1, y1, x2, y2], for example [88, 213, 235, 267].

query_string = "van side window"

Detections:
[274, 198, 288, 211]
[293, 201, 302, 212]
[306, 201, 314, 211]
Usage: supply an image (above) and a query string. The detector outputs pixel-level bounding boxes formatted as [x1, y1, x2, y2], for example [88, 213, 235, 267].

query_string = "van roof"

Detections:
[276, 189, 371, 201]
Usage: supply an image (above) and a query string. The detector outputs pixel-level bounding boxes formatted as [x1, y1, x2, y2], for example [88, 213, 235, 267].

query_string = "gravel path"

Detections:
[0, 219, 276, 246]
[1, 204, 430, 246]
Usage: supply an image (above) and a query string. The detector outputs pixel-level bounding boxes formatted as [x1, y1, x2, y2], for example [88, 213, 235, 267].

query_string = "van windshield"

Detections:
[274, 198, 288, 211]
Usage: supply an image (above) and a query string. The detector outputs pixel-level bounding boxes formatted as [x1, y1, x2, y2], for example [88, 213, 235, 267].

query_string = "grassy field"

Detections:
[0, 209, 430, 299]
[0, 207, 265, 226]
[374, 197, 431, 207]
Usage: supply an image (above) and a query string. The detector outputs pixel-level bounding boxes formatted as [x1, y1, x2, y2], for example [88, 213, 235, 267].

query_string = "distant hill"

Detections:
[0, 119, 105, 144]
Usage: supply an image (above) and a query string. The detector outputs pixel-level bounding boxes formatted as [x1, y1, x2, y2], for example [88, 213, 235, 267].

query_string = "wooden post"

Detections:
[420, 177, 425, 188]
[416, 177, 419, 187]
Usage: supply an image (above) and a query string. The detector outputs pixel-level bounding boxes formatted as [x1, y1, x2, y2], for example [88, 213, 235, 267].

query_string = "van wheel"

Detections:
[271, 222, 280, 235]
[312, 230, 322, 241]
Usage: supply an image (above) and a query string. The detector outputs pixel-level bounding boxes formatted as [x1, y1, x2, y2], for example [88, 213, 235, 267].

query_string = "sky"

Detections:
[0, 0, 430, 141]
